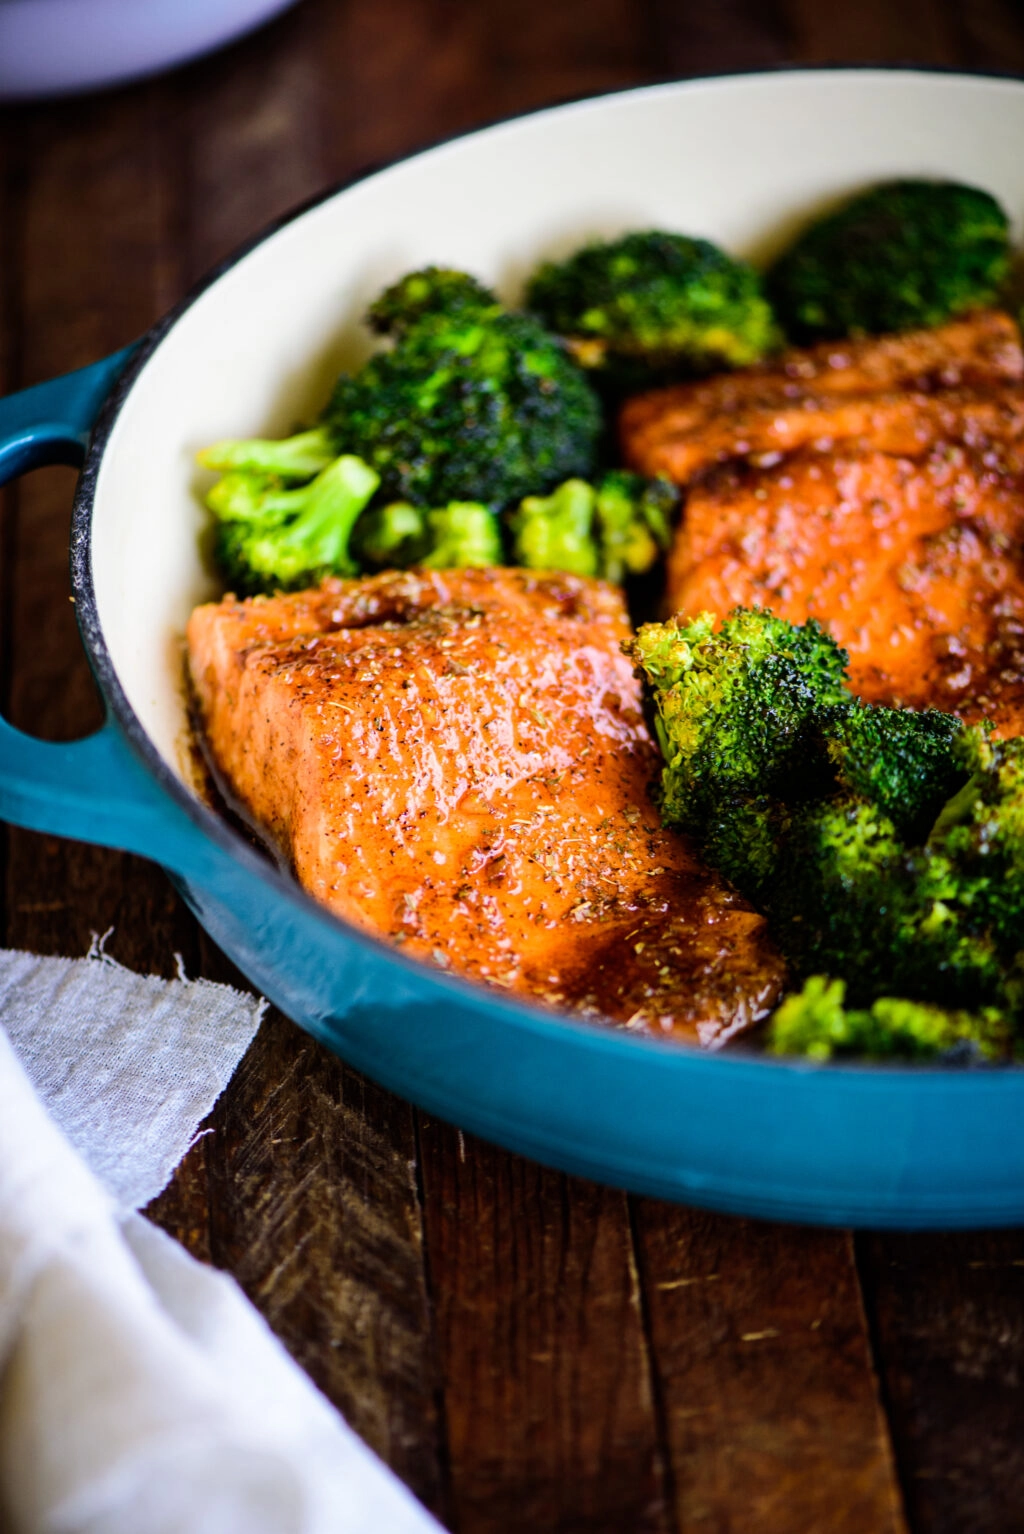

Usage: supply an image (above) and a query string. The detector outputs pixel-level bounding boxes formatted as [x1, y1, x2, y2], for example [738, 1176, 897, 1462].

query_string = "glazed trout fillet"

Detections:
[187, 567, 784, 1045]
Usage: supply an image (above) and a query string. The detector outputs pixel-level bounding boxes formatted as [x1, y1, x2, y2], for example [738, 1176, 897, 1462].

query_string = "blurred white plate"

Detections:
[0, 0, 300, 99]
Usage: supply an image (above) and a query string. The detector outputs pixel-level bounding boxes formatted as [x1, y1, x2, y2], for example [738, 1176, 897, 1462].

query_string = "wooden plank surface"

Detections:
[2, 1, 1024, 1531]
[634, 1206, 905, 1533]
[419, 1123, 671, 1534]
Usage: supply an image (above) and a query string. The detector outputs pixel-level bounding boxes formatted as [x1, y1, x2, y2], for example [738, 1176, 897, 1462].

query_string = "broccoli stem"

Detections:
[268, 455, 380, 578]
[198, 425, 337, 480]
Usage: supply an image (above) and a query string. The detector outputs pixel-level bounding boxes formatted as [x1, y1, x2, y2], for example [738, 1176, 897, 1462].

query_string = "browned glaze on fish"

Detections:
[667, 442, 1024, 735]
[620, 311, 1024, 486]
[624, 310, 1024, 735]
[187, 567, 784, 1046]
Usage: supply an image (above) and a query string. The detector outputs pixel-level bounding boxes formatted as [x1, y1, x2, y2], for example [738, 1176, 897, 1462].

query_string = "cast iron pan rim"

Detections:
[68, 64, 1024, 1082]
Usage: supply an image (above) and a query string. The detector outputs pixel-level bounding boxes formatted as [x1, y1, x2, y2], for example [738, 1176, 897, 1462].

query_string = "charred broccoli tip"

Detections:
[526, 229, 781, 384]
[767, 179, 1012, 342]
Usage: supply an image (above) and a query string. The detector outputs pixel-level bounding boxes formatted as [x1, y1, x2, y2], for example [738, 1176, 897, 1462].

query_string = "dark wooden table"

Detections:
[3, 2, 1024, 1529]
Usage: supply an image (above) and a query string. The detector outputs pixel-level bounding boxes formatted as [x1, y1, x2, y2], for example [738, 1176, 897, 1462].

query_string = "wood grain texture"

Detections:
[204, 1009, 446, 1515]
[947, 0, 1024, 71]
[1, 87, 198, 973]
[860, 1230, 1024, 1534]
[648, 0, 793, 75]
[419, 1122, 670, 1534]
[634, 1205, 906, 1534]
[783, 0, 958, 65]
[167, 11, 448, 1506]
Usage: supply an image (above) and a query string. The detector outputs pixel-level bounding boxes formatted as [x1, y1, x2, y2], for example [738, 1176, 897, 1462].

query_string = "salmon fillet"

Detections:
[631, 311, 1024, 735]
[667, 444, 1024, 735]
[621, 311, 1024, 486]
[187, 567, 784, 1046]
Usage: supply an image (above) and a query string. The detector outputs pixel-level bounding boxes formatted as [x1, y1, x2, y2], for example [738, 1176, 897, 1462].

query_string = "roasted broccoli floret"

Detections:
[629, 608, 849, 819]
[367, 267, 500, 337]
[327, 273, 602, 509]
[628, 608, 850, 893]
[349, 500, 502, 573]
[768, 790, 1006, 1012]
[419, 502, 503, 568]
[352, 498, 503, 572]
[509, 479, 599, 576]
[351, 501, 428, 569]
[594, 471, 678, 584]
[767, 180, 1011, 342]
[767, 975, 1011, 1062]
[630, 605, 1024, 1051]
[508, 471, 680, 583]
[526, 230, 780, 385]
[927, 731, 1024, 961]
[822, 702, 968, 843]
[206, 455, 379, 594]
[202, 268, 601, 520]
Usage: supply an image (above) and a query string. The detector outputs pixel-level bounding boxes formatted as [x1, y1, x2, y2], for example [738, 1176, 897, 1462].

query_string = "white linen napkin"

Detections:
[0, 946, 442, 1534]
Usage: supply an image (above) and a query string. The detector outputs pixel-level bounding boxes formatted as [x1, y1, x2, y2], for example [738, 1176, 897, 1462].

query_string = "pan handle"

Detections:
[0, 353, 218, 878]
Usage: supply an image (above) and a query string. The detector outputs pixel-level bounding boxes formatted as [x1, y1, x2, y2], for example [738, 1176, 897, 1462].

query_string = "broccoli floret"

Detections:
[352, 501, 428, 569]
[367, 268, 500, 337]
[352, 498, 503, 572]
[509, 479, 598, 576]
[508, 471, 680, 583]
[419, 502, 503, 568]
[631, 605, 1024, 1048]
[198, 425, 336, 481]
[526, 230, 781, 384]
[629, 608, 850, 822]
[768, 792, 1006, 1011]
[767, 180, 1011, 342]
[594, 471, 678, 584]
[822, 702, 968, 842]
[767, 975, 1011, 1062]
[326, 278, 602, 509]
[201, 269, 601, 520]
[206, 455, 379, 594]
[927, 732, 1024, 961]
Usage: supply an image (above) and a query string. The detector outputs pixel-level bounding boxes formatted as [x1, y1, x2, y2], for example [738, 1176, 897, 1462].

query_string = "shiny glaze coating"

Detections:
[187, 567, 783, 1045]
[620, 310, 1023, 485]
[625, 311, 1024, 735]
[668, 442, 1024, 735]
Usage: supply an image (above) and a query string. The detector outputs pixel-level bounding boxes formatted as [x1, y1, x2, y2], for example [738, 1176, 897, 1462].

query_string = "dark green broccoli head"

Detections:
[695, 793, 785, 904]
[206, 455, 379, 594]
[526, 230, 781, 380]
[367, 267, 500, 337]
[767, 179, 1011, 342]
[767, 975, 1012, 1061]
[821, 703, 969, 842]
[927, 732, 1024, 960]
[326, 305, 602, 510]
[766, 794, 1007, 1013]
[628, 608, 850, 834]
